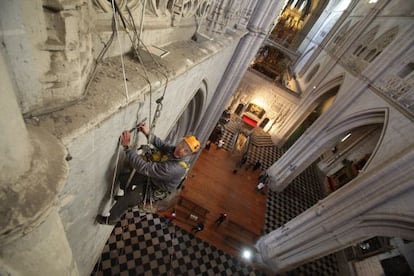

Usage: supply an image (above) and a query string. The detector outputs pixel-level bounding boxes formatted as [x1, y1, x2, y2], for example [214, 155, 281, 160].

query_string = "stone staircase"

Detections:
[250, 128, 274, 146]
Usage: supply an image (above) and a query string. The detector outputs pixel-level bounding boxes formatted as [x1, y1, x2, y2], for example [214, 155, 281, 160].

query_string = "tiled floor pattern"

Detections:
[264, 162, 339, 275]
[92, 120, 339, 275]
[92, 210, 267, 275]
[223, 122, 340, 275]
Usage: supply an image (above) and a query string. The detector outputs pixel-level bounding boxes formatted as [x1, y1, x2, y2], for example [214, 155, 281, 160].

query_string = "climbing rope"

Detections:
[111, 0, 129, 101]
[108, 0, 133, 203]
[113, 3, 173, 211]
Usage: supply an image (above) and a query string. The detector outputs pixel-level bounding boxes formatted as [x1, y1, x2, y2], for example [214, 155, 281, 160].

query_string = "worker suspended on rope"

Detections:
[96, 123, 201, 225]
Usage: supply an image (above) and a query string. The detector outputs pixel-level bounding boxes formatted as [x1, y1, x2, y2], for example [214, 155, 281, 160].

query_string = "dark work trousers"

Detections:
[108, 172, 147, 222]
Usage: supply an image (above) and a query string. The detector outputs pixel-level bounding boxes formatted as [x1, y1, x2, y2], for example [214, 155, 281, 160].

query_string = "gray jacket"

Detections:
[124, 135, 189, 192]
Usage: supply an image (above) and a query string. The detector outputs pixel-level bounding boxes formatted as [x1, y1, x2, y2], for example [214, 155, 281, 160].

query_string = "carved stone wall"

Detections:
[228, 70, 299, 133]
[375, 46, 414, 115]
[3, 0, 254, 116]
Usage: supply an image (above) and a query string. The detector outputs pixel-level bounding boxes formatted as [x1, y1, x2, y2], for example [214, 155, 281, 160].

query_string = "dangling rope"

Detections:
[108, 1, 174, 213]
[116, 4, 173, 211]
[111, 0, 129, 101]
[108, 0, 135, 203]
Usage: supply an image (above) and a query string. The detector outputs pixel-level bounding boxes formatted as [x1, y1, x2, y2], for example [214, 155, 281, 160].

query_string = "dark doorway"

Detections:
[235, 103, 244, 115]
[259, 118, 270, 129]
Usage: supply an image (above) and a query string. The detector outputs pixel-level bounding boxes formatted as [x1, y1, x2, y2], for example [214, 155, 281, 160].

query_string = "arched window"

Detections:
[165, 81, 206, 144]
[364, 49, 377, 61]
[363, 26, 399, 63]
[351, 25, 379, 57]
[398, 62, 414, 79]
[331, 21, 352, 47]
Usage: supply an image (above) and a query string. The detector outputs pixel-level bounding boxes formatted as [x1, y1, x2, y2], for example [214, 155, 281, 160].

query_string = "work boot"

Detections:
[96, 215, 117, 225]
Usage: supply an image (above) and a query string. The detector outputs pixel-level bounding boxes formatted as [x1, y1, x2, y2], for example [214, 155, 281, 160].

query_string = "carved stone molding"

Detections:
[172, 0, 212, 25]
[93, 0, 140, 13]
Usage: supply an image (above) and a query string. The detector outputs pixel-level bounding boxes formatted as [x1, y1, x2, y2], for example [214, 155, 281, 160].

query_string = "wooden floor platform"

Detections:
[159, 145, 267, 257]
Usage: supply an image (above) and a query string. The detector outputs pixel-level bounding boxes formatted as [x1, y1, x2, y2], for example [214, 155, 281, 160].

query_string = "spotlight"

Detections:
[241, 248, 253, 260]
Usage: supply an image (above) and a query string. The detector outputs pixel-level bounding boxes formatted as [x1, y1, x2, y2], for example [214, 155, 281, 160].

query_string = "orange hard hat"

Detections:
[183, 135, 201, 153]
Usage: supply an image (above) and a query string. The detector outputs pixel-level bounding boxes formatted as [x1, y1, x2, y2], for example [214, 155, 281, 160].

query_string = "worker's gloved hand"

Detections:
[121, 131, 131, 147]
[138, 122, 149, 137]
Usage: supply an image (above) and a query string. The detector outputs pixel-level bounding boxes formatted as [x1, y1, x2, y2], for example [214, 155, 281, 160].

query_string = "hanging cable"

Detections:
[111, 3, 175, 213]
[111, 0, 130, 101]
[107, 0, 138, 208]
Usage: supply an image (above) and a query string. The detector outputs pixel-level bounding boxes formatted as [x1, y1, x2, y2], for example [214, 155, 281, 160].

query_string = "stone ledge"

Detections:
[35, 32, 244, 145]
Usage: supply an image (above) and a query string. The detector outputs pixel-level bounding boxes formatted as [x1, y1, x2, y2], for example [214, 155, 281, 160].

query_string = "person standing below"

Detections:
[217, 139, 224, 148]
[164, 209, 177, 225]
[192, 223, 204, 233]
[205, 140, 211, 151]
[253, 161, 262, 171]
[215, 213, 227, 226]
[96, 123, 201, 225]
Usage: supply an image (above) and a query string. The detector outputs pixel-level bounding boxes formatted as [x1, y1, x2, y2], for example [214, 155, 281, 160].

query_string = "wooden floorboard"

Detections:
[159, 145, 267, 257]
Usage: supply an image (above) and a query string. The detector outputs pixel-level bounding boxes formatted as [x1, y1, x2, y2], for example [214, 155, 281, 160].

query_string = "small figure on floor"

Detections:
[258, 171, 269, 183]
[236, 154, 248, 168]
[253, 161, 262, 171]
[205, 140, 211, 151]
[164, 209, 176, 224]
[215, 213, 227, 226]
[192, 223, 204, 233]
[240, 154, 248, 167]
[217, 139, 224, 148]
[256, 172, 269, 194]
[256, 182, 266, 194]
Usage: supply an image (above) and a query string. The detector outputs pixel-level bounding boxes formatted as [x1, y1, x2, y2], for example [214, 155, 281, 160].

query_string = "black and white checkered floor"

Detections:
[92, 120, 339, 275]
[92, 211, 267, 275]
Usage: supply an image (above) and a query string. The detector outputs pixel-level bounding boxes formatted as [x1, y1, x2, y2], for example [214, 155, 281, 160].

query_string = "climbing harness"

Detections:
[139, 149, 190, 204]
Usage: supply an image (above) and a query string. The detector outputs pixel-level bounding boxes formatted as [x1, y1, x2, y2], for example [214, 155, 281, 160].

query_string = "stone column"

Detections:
[0, 46, 33, 184]
[196, 0, 279, 143]
[0, 211, 78, 275]
[256, 147, 414, 273]
[0, 39, 74, 275]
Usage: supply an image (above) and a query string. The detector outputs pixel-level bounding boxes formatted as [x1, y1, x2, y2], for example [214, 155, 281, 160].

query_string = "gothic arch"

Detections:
[165, 80, 207, 144]
[272, 108, 388, 191]
[324, 108, 388, 170]
[309, 74, 344, 100]
[299, 75, 344, 124]
[351, 25, 379, 57]
[330, 20, 352, 52]
[363, 26, 399, 62]
[283, 75, 344, 147]
[359, 212, 414, 240]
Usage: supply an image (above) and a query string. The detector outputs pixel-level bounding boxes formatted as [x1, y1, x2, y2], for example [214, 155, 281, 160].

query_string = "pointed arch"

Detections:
[165, 80, 207, 144]
[364, 26, 399, 62]
[283, 75, 344, 148]
[351, 25, 379, 57]
[325, 108, 388, 170]
[271, 108, 388, 191]
[359, 213, 414, 241]
[309, 74, 344, 99]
